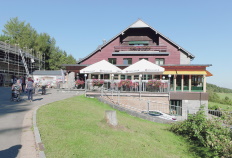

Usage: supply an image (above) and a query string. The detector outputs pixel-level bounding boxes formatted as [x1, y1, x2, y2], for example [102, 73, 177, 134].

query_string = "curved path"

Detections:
[0, 87, 83, 158]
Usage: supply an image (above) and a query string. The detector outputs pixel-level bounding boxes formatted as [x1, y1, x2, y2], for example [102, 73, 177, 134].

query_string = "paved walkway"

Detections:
[0, 87, 84, 158]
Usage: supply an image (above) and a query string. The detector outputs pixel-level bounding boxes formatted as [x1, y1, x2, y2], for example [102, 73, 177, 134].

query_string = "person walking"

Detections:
[25, 77, 34, 102]
[41, 78, 47, 95]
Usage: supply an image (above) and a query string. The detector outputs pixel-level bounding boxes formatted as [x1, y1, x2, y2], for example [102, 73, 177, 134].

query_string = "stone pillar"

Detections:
[88, 74, 91, 79]
[68, 72, 75, 89]
[131, 75, 134, 80]
[189, 75, 192, 92]
[181, 75, 184, 92]
[203, 75, 206, 92]
[98, 74, 101, 79]
[174, 75, 176, 92]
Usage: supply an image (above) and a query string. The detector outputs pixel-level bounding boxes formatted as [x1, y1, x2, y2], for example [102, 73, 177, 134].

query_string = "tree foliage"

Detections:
[0, 17, 76, 70]
[207, 83, 232, 105]
[207, 83, 232, 93]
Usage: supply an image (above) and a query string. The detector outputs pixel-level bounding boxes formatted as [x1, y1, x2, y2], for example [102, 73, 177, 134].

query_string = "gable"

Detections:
[78, 19, 195, 64]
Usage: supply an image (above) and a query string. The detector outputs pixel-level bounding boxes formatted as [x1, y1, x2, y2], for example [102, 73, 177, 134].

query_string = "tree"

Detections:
[2, 17, 37, 49]
[1, 17, 77, 70]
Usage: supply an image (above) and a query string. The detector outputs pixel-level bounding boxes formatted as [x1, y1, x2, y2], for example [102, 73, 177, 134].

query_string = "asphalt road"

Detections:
[0, 87, 83, 158]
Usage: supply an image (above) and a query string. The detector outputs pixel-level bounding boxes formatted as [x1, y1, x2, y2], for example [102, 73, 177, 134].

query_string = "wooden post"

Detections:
[131, 75, 134, 80]
[174, 75, 176, 92]
[181, 75, 184, 92]
[105, 110, 118, 126]
[203, 75, 206, 92]
[118, 74, 121, 80]
[189, 75, 192, 92]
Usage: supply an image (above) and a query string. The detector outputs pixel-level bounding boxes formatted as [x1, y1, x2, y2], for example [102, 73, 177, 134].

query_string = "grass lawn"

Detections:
[37, 95, 198, 158]
[209, 101, 232, 111]
[217, 93, 232, 100]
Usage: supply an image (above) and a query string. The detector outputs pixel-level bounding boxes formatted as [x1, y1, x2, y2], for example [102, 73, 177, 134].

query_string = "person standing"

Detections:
[19, 76, 24, 92]
[25, 77, 34, 102]
[34, 78, 40, 94]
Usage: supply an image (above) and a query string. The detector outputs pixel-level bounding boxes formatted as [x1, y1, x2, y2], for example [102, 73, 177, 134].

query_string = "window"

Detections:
[123, 58, 132, 65]
[139, 58, 148, 61]
[108, 58, 117, 65]
[155, 58, 165, 65]
[128, 41, 149, 45]
[170, 100, 182, 116]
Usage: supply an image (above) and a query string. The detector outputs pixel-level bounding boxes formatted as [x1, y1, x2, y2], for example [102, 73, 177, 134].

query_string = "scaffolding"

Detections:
[0, 41, 44, 86]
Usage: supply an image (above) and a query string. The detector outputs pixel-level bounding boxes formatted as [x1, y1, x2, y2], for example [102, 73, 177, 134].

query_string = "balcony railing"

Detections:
[114, 45, 167, 52]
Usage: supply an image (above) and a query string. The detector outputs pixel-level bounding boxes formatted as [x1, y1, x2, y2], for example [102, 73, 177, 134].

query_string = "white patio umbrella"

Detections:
[80, 60, 122, 74]
[122, 59, 165, 75]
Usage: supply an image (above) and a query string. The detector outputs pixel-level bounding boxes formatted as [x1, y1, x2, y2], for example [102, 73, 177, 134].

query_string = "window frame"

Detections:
[108, 58, 117, 65]
[155, 58, 165, 65]
[123, 58, 132, 65]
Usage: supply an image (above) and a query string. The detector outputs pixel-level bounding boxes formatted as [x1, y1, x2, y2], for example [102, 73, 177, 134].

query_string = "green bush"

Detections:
[170, 106, 232, 157]
[208, 104, 220, 110]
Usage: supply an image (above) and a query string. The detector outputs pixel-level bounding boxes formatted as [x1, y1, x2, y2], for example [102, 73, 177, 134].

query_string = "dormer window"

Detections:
[128, 41, 149, 46]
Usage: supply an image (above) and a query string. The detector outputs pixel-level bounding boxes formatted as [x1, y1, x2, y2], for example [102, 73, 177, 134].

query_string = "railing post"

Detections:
[101, 86, 103, 97]
[147, 100, 150, 112]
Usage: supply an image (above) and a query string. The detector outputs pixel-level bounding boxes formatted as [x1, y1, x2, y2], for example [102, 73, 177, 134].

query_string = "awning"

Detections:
[163, 70, 213, 76]
[163, 71, 177, 75]
[206, 70, 213, 77]
[177, 71, 207, 75]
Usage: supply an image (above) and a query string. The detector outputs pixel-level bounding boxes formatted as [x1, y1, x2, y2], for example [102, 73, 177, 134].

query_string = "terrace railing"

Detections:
[85, 79, 169, 93]
[114, 45, 167, 52]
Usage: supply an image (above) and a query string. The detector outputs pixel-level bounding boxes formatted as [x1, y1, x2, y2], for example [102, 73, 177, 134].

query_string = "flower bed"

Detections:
[92, 79, 104, 87]
[75, 79, 85, 89]
[146, 80, 162, 92]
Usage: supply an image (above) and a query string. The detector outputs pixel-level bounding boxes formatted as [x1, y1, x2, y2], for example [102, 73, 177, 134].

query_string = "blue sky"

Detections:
[1, 0, 232, 89]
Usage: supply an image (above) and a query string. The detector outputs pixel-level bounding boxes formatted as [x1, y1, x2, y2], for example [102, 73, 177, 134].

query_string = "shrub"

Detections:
[92, 79, 104, 87]
[208, 104, 220, 110]
[75, 79, 85, 85]
[118, 79, 132, 88]
[170, 106, 232, 157]
[146, 80, 161, 88]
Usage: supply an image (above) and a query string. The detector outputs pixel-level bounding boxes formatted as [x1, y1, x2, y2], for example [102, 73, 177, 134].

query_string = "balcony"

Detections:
[114, 45, 167, 52]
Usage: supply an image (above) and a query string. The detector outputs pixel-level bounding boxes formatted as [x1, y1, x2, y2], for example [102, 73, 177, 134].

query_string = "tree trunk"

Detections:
[105, 110, 118, 126]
